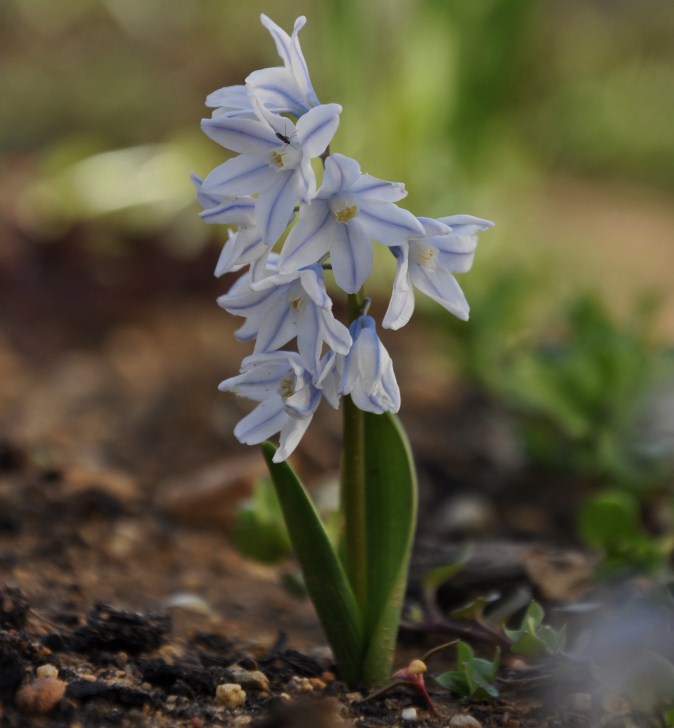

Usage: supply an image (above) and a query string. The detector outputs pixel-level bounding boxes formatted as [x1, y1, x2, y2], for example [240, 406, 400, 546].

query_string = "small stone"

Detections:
[449, 714, 482, 728]
[308, 645, 334, 670]
[231, 717, 252, 727]
[15, 677, 67, 714]
[216, 683, 246, 707]
[287, 676, 315, 694]
[227, 667, 270, 692]
[35, 664, 58, 680]
[402, 706, 417, 721]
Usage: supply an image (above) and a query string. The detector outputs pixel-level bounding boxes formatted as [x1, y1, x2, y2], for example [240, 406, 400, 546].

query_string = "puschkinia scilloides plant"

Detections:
[193, 14, 493, 688]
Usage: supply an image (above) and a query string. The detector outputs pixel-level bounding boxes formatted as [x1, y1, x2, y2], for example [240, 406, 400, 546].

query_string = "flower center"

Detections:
[412, 242, 438, 270]
[269, 143, 301, 171]
[279, 374, 296, 400]
[330, 194, 358, 224]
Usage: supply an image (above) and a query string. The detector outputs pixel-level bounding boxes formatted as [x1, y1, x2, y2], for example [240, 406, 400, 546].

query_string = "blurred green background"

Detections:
[1, 0, 673, 507]
[1, 0, 673, 324]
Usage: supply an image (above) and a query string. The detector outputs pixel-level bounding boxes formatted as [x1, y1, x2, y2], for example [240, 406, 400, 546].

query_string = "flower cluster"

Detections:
[195, 14, 493, 462]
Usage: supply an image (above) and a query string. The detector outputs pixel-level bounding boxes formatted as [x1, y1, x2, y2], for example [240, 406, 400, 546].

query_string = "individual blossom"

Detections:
[206, 15, 319, 119]
[383, 214, 494, 329]
[191, 174, 271, 280]
[219, 351, 333, 462]
[200, 98, 341, 247]
[340, 315, 400, 414]
[217, 261, 352, 375]
[278, 153, 424, 294]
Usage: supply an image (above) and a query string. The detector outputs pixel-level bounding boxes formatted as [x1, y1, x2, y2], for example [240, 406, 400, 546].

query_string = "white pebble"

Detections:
[402, 707, 417, 721]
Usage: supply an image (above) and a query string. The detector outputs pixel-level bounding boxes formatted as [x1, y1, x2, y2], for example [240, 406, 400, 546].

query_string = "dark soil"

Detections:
[0, 230, 628, 727]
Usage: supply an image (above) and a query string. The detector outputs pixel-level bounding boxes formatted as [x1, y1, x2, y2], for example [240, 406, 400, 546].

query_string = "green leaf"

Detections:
[422, 544, 473, 605]
[359, 412, 418, 686]
[233, 477, 292, 563]
[450, 592, 500, 622]
[261, 443, 364, 686]
[434, 642, 500, 698]
[507, 631, 548, 657]
[579, 491, 642, 549]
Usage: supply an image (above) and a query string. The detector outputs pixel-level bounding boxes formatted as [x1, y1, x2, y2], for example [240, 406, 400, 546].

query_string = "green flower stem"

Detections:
[342, 291, 368, 617]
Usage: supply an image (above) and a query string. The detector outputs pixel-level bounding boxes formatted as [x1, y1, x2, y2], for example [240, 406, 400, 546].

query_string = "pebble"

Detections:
[308, 645, 334, 670]
[402, 706, 417, 721]
[35, 664, 59, 680]
[227, 667, 270, 693]
[216, 683, 246, 707]
[15, 677, 67, 714]
[449, 714, 482, 727]
[286, 675, 326, 694]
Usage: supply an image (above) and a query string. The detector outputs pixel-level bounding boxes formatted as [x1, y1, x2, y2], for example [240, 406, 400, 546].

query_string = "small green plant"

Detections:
[233, 478, 292, 564]
[579, 490, 672, 577]
[444, 281, 673, 490]
[504, 600, 566, 656]
[435, 641, 500, 698]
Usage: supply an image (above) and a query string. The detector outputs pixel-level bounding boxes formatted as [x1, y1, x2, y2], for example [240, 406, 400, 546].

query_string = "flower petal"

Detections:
[330, 218, 373, 294]
[234, 398, 288, 445]
[200, 116, 278, 154]
[411, 265, 470, 321]
[358, 200, 425, 245]
[274, 413, 313, 462]
[278, 201, 332, 273]
[296, 103, 342, 158]
[351, 173, 407, 202]
[255, 172, 302, 246]
[199, 197, 256, 225]
[201, 155, 274, 196]
[318, 153, 361, 198]
[254, 301, 296, 353]
[383, 245, 416, 330]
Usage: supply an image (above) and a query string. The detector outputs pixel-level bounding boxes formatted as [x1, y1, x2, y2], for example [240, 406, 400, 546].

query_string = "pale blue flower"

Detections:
[191, 174, 270, 281]
[219, 351, 329, 462]
[200, 98, 341, 247]
[205, 84, 256, 120]
[340, 316, 400, 414]
[246, 15, 320, 117]
[278, 153, 424, 293]
[206, 16, 319, 119]
[384, 214, 494, 329]
[217, 263, 352, 375]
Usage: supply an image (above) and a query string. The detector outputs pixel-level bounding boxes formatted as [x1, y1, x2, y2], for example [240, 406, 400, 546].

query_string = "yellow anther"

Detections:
[414, 243, 437, 268]
[335, 204, 358, 223]
[279, 376, 295, 399]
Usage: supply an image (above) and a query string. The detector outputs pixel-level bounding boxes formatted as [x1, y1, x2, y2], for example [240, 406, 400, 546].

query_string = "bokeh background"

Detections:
[1, 0, 674, 548]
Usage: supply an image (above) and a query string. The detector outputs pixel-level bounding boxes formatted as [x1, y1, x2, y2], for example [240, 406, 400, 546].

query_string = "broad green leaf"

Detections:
[359, 412, 418, 686]
[434, 642, 500, 698]
[261, 443, 364, 686]
[506, 631, 547, 656]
